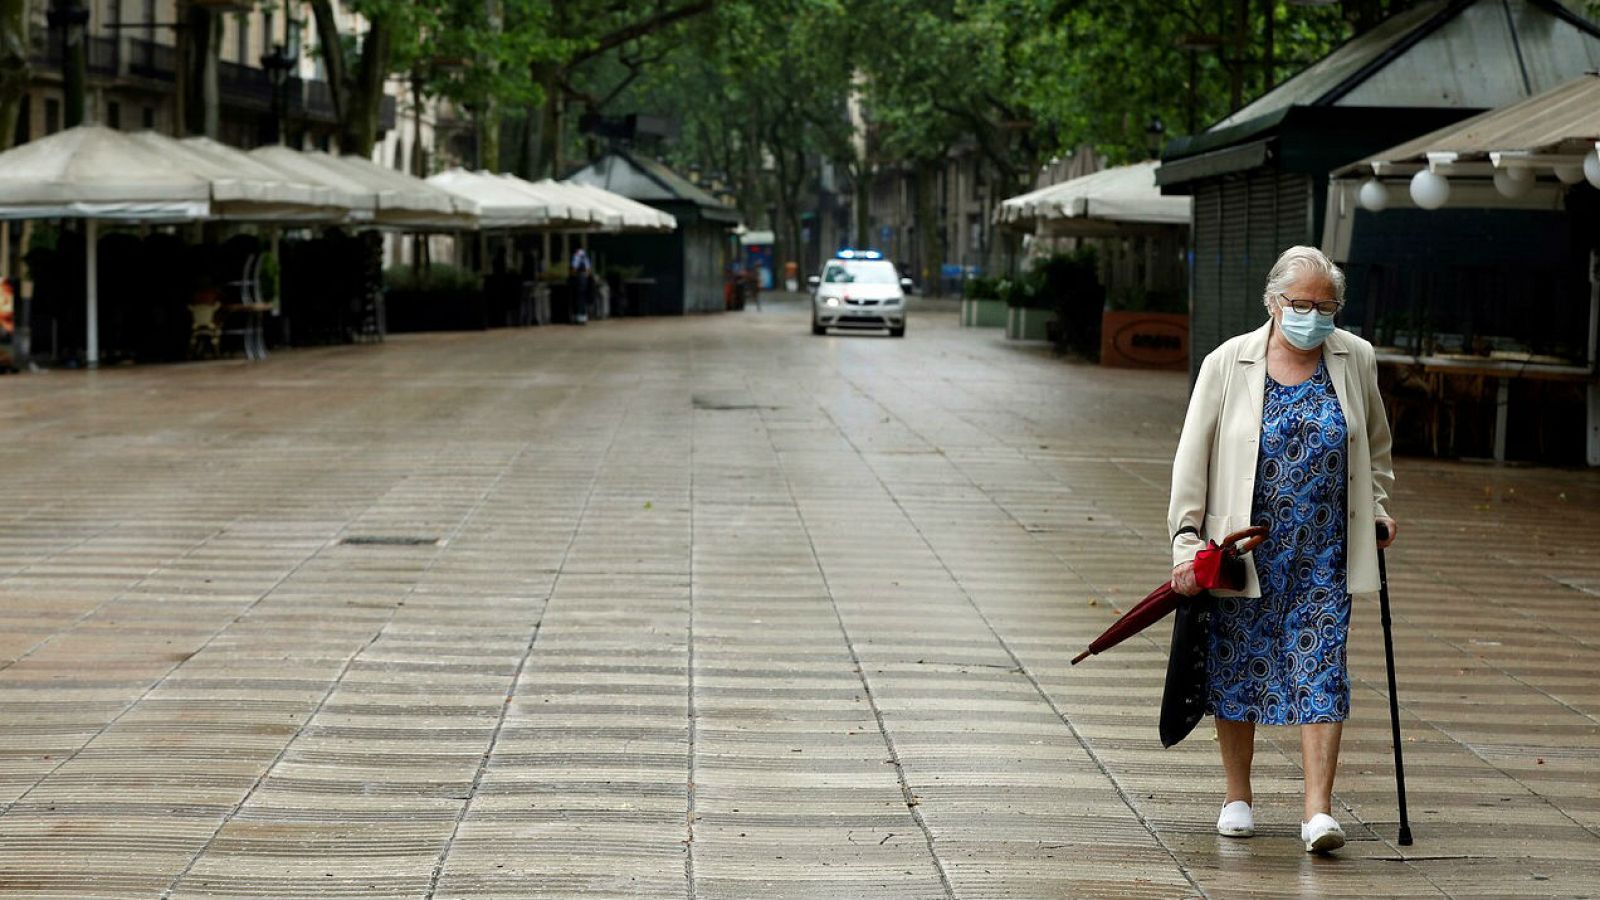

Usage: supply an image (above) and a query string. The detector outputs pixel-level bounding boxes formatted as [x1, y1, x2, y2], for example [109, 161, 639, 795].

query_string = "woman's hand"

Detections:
[1376, 516, 1398, 549]
[1171, 560, 1202, 596]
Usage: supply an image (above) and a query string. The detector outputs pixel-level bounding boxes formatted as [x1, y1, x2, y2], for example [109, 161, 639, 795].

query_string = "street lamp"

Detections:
[260, 18, 301, 146]
[261, 46, 292, 145]
[1145, 116, 1166, 158]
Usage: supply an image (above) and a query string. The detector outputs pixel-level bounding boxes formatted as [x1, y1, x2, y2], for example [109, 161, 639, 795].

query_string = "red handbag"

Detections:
[1191, 525, 1269, 591]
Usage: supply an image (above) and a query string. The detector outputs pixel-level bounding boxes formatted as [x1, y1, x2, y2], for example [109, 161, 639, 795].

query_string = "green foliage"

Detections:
[963, 276, 1002, 300]
[1108, 285, 1187, 314]
[385, 263, 482, 293]
[259, 251, 281, 303]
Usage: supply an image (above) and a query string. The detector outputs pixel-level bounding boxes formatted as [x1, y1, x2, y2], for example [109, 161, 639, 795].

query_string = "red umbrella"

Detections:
[1071, 526, 1267, 665]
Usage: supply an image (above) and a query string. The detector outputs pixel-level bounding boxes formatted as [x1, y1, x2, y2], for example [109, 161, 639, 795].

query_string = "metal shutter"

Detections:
[1190, 184, 1223, 377]
[1275, 172, 1313, 252]
[1216, 176, 1251, 357]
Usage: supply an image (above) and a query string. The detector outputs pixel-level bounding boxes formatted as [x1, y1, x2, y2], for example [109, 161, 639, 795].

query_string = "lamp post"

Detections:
[46, 0, 90, 128]
[1145, 116, 1166, 158]
[261, 45, 291, 145]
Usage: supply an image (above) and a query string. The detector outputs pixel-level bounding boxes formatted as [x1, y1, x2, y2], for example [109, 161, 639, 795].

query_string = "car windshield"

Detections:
[822, 260, 898, 284]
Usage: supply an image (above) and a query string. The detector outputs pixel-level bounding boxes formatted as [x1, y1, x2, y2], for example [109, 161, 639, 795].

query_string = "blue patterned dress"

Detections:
[1207, 359, 1351, 725]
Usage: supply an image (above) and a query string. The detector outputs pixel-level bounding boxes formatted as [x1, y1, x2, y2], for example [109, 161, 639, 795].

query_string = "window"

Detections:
[237, 15, 250, 64]
[45, 98, 60, 135]
[142, 106, 155, 129]
[822, 260, 897, 285]
[263, 11, 274, 53]
[106, 101, 120, 129]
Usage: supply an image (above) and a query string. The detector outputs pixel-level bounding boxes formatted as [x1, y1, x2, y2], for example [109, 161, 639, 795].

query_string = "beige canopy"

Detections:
[997, 161, 1191, 235]
[0, 124, 211, 221]
[249, 146, 477, 229]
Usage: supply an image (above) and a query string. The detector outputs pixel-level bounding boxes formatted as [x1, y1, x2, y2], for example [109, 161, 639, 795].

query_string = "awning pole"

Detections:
[542, 231, 552, 274]
[269, 229, 282, 315]
[85, 219, 99, 369]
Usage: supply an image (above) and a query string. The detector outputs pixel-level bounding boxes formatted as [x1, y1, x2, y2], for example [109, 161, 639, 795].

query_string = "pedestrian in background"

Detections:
[570, 247, 593, 325]
[1167, 245, 1397, 854]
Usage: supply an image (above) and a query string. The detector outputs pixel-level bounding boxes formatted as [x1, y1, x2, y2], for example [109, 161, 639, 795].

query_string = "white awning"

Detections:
[426, 169, 553, 230]
[996, 161, 1191, 234]
[559, 181, 677, 232]
[492, 177, 609, 229]
[0, 124, 210, 221]
[125, 132, 352, 222]
[249, 146, 476, 229]
[1322, 73, 1600, 257]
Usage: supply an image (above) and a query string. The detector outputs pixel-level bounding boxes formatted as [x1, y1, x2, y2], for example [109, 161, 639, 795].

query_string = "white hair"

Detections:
[1261, 246, 1346, 311]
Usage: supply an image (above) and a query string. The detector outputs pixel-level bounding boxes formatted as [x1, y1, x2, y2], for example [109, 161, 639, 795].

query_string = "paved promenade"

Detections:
[1, 294, 1597, 899]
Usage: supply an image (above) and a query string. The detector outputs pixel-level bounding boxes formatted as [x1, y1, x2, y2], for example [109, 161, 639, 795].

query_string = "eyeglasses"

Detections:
[1276, 293, 1342, 317]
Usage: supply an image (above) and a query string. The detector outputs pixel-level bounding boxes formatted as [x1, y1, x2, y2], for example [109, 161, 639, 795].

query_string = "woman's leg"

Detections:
[1217, 718, 1256, 804]
[1300, 722, 1343, 820]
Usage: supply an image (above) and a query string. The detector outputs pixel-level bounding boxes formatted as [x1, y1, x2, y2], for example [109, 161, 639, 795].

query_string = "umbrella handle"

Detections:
[1220, 525, 1268, 556]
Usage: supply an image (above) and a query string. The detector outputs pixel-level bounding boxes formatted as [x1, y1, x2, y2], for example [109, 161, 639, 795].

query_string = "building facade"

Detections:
[11, 1, 417, 159]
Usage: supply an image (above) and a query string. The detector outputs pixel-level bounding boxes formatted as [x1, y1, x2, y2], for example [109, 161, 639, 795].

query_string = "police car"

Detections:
[807, 250, 911, 337]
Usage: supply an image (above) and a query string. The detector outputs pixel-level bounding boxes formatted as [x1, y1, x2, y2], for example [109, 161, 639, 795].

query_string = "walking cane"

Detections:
[1376, 523, 1414, 846]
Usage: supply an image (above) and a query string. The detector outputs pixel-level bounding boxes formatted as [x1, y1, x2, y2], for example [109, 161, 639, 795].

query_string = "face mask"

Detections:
[1279, 307, 1335, 350]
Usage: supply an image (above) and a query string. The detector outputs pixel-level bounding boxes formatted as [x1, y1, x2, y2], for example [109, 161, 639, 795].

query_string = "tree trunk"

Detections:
[343, 20, 392, 157]
[308, 0, 396, 157]
[853, 161, 871, 249]
[532, 63, 563, 178]
[915, 158, 943, 296]
[0, 0, 28, 150]
[512, 108, 535, 179]
[307, 0, 348, 126]
[480, 0, 503, 171]
[179, 3, 220, 136]
[57, 0, 88, 128]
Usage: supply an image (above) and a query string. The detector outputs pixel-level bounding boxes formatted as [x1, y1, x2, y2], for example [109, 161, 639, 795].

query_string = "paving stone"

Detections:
[1, 295, 1596, 898]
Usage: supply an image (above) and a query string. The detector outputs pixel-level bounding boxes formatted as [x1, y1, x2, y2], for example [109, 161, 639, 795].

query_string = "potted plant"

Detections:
[1099, 283, 1188, 370]
[960, 275, 1006, 327]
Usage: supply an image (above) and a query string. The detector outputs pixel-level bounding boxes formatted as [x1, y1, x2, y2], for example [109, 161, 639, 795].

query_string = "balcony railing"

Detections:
[34, 38, 398, 132]
[128, 38, 176, 81]
[32, 34, 119, 75]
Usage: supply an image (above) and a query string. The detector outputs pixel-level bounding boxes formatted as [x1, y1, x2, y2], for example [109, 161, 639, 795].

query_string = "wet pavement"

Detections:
[1, 292, 1597, 899]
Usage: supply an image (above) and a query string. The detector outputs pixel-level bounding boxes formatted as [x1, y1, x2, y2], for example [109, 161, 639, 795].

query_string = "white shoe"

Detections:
[1217, 800, 1254, 838]
[1301, 813, 1346, 853]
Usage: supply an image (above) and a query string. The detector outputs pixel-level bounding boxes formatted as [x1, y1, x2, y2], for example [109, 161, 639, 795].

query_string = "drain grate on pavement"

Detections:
[338, 535, 445, 547]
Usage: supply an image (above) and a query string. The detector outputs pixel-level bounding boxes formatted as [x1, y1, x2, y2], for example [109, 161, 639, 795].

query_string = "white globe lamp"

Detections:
[1493, 167, 1533, 199]
[1585, 152, 1600, 189]
[1409, 170, 1450, 210]
[1358, 178, 1389, 212]
[1553, 163, 1585, 185]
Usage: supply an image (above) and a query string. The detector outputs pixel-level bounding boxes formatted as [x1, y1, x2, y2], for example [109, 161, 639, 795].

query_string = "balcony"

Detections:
[34, 38, 396, 131]
[128, 38, 175, 81]
[32, 34, 119, 76]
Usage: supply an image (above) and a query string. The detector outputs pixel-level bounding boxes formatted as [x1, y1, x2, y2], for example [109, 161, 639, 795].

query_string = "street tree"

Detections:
[307, 0, 438, 157]
[0, 0, 27, 151]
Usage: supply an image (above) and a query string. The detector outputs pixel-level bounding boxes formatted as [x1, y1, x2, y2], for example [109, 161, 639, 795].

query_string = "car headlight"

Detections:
[823, 297, 841, 307]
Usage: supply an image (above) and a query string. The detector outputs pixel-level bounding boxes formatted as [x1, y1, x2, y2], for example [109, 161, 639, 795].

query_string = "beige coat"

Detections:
[1168, 320, 1395, 597]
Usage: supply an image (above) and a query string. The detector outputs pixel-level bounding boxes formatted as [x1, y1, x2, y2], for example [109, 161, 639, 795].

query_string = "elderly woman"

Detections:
[1168, 245, 1396, 854]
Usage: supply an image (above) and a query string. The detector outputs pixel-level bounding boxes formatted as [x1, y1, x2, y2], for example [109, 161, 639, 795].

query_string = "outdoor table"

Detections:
[221, 302, 274, 361]
[1376, 351, 1593, 461]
